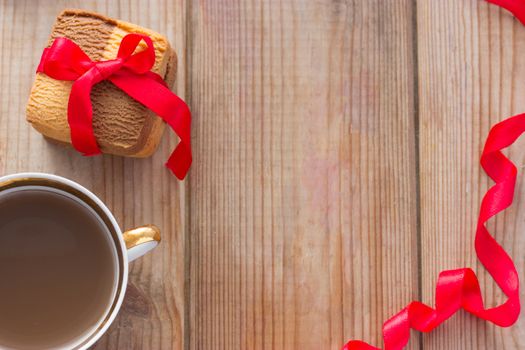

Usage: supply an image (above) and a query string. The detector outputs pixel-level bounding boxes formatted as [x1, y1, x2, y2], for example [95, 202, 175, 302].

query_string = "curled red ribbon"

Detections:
[36, 33, 191, 180]
[343, 1, 525, 349]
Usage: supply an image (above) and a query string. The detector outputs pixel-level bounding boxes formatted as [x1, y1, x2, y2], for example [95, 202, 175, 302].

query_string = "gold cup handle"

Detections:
[122, 225, 161, 262]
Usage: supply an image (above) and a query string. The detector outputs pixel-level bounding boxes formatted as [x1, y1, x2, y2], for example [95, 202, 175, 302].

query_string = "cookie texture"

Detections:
[26, 9, 177, 157]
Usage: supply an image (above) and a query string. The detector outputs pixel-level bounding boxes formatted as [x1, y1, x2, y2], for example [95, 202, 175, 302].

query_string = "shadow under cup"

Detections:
[0, 177, 125, 350]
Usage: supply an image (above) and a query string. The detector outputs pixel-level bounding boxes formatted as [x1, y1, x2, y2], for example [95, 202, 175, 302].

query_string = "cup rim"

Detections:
[0, 172, 129, 350]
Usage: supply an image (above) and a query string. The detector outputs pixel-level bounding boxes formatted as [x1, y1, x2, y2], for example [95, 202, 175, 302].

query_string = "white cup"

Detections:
[0, 172, 161, 349]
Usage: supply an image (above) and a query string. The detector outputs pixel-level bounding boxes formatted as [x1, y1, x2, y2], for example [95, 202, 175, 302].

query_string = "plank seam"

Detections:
[411, 0, 423, 349]
[183, 0, 193, 348]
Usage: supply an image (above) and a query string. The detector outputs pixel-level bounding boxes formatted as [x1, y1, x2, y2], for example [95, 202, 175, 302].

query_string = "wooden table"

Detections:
[2, 0, 525, 349]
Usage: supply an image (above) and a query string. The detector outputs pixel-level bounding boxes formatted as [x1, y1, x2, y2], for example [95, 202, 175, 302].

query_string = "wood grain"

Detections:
[187, 1, 419, 349]
[0, 1, 187, 349]
[417, 0, 525, 348]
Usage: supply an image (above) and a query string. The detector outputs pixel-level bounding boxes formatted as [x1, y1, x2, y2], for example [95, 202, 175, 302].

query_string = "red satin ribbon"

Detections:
[343, 1, 525, 349]
[36, 33, 191, 180]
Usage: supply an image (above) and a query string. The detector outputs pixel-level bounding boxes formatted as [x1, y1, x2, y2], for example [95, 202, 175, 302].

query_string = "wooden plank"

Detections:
[187, 1, 419, 349]
[0, 0, 187, 349]
[417, 0, 525, 348]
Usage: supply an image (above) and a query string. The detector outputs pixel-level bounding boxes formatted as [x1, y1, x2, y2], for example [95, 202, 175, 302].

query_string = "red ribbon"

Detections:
[343, 1, 525, 349]
[36, 33, 191, 180]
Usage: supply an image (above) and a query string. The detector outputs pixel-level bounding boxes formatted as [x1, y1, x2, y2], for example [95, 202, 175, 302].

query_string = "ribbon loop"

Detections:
[36, 33, 192, 179]
[118, 33, 156, 74]
[38, 38, 92, 80]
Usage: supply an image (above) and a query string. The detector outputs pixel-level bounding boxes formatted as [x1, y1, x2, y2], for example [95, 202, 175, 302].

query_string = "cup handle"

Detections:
[122, 225, 161, 262]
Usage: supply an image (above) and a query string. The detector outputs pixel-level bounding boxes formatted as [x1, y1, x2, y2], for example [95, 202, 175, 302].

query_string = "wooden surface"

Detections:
[418, 1, 525, 348]
[187, 0, 420, 349]
[1, 0, 525, 349]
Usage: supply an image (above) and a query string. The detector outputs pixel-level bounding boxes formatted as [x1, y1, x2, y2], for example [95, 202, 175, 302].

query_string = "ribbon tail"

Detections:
[110, 72, 192, 179]
[68, 72, 102, 156]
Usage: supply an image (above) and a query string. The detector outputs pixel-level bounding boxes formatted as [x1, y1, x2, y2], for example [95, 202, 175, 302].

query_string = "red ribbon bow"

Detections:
[36, 33, 191, 180]
[343, 1, 524, 349]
